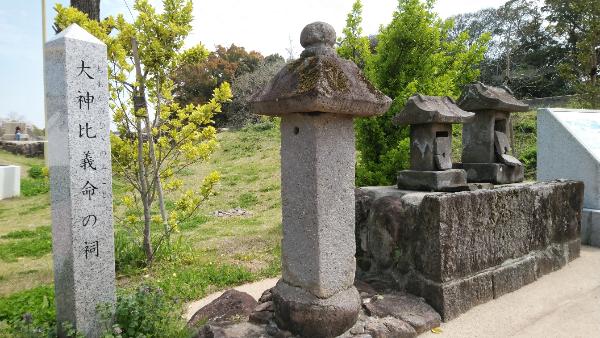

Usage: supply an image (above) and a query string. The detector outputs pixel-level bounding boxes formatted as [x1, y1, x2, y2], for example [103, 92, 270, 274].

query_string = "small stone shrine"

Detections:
[355, 88, 583, 323]
[45, 24, 116, 337]
[393, 94, 474, 191]
[250, 22, 391, 337]
[457, 82, 529, 184]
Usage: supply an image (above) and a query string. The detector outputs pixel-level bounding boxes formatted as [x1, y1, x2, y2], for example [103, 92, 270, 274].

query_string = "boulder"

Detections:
[188, 289, 258, 327]
[364, 293, 441, 334]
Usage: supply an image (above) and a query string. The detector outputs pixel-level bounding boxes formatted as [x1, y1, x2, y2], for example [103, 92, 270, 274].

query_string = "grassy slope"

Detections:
[0, 125, 282, 298]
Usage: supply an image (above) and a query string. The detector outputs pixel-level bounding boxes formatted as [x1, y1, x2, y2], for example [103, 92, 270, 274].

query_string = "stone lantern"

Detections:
[457, 82, 529, 184]
[393, 94, 474, 191]
[250, 22, 391, 338]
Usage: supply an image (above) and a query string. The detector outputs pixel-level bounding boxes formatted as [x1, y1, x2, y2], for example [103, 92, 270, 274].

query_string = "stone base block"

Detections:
[356, 181, 583, 321]
[397, 169, 468, 192]
[272, 280, 360, 338]
[456, 162, 524, 184]
[582, 208, 600, 247]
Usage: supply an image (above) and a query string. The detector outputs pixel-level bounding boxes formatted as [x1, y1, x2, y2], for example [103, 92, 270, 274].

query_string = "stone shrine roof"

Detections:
[250, 22, 391, 117]
[458, 82, 529, 112]
[392, 94, 474, 125]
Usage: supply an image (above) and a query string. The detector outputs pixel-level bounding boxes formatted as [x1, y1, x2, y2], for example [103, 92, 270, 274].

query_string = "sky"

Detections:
[0, 0, 507, 128]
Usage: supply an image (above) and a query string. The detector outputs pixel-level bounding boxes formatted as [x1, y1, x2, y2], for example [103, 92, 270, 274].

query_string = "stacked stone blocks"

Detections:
[356, 181, 583, 320]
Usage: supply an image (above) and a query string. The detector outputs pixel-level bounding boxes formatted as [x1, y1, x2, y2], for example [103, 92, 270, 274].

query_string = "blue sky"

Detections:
[0, 0, 506, 128]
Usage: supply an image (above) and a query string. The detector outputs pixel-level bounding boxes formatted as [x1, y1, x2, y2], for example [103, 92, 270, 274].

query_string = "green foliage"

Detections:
[337, 0, 372, 69]
[226, 55, 286, 128]
[154, 263, 254, 301]
[55, 0, 231, 265]
[0, 285, 55, 330]
[0, 227, 52, 262]
[27, 165, 45, 179]
[513, 111, 538, 180]
[173, 44, 265, 112]
[20, 178, 50, 197]
[356, 0, 489, 186]
[100, 286, 190, 338]
[544, 0, 600, 108]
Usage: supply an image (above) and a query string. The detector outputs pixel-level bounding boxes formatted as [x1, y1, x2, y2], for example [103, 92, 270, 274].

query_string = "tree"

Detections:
[54, 0, 231, 266]
[544, 0, 600, 107]
[450, 1, 572, 98]
[356, 0, 489, 186]
[337, 0, 372, 69]
[173, 44, 263, 107]
[71, 0, 100, 21]
[226, 54, 285, 128]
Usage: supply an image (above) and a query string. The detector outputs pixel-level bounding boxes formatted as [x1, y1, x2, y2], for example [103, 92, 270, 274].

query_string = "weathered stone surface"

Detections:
[406, 271, 494, 321]
[188, 289, 258, 327]
[364, 316, 417, 338]
[407, 124, 454, 172]
[363, 293, 441, 334]
[492, 256, 536, 298]
[258, 288, 273, 303]
[272, 280, 361, 338]
[397, 169, 468, 192]
[582, 209, 600, 247]
[392, 95, 474, 125]
[46, 24, 115, 337]
[534, 243, 568, 277]
[458, 83, 527, 184]
[356, 181, 583, 320]
[279, 113, 357, 298]
[250, 22, 391, 117]
[458, 82, 529, 112]
[457, 162, 524, 184]
[251, 21, 391, 338]
[254, 301, 273, 312]
[194, 322, 267, 338]
[0, 141, 45, 158]
[249, 310, 274, 325]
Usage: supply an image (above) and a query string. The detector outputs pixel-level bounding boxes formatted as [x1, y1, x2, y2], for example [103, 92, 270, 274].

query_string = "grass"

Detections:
[0, 123, 283, 307]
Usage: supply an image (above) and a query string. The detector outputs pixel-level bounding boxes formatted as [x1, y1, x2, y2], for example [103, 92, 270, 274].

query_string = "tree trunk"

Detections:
[70, 0, 100, 21]
[131, 38, 154, 265]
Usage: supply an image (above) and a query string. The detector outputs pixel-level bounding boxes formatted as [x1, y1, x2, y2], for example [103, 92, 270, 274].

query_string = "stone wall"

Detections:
[0, 141, 45, 158]
[355, 181, 583, 320]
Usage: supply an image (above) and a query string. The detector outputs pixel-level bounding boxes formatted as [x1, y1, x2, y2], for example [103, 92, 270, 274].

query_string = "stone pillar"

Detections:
[45, 24, 115, 337]
[250, 22, 391, 338]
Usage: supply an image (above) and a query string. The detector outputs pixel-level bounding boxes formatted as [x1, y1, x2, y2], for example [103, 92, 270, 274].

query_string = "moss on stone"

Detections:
[291, 56, 350, 95]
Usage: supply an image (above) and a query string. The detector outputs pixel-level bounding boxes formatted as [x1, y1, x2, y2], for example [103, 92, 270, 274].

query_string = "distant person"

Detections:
[15, 126, 21, 141]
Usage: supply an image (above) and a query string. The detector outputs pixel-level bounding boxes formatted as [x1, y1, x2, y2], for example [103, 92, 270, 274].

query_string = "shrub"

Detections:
[27, 165, 45, 180]
[356, 0, 489, 186]
[0, 285, 55, 330]
[20, 178, 50, 197]
[100, 286, 191, 338]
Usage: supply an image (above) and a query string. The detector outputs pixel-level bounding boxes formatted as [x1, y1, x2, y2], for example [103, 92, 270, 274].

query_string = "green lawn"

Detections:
[0, 124, 283, 301]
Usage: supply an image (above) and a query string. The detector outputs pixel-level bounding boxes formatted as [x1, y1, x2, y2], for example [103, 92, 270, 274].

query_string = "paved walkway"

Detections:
[423, 245, 600, 338]
[185, 246, 600, 337]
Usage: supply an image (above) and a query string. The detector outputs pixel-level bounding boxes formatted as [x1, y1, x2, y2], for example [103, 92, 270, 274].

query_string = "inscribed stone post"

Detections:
[45, 24, 115, 337]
